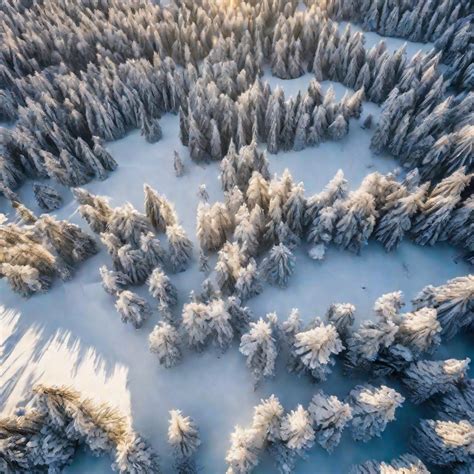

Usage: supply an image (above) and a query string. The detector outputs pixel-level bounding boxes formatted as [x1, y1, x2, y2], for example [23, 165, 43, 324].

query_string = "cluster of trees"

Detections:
[72, 185, 192, 328]
[0, 384, 159, 473]
[225, 385, 405, 473]
[0, 204, 97, 297]
[323, 0, 473, 91]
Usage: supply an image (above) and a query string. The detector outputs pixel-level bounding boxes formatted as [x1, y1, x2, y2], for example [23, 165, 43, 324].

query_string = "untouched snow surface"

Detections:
[1, 70, 472, 474]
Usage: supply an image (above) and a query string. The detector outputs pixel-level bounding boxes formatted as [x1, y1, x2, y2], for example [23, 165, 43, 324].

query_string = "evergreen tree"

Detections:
[402, 358, 470, 404]
[326, 303, 355, 341]
[148, 268, 178, 315]
[115, 290, 152, 329]
[174, 151, 185, 177]
[33, 183, 62, 211]
[280, 405, 315, 453]
[144, 184, 177, 232]
[308, 390, 353, 452]
[347, 384, 405, 442]
[168, 409, 200, 472]
[235, 259, 263, 302]
[99, 265, 130, 295]
[182, 301, 210, 350]
[260, 243, 295, 288]
[350, 454, 429, 474]
[167, 224, 193, 273]
[149, 322, 182, 368]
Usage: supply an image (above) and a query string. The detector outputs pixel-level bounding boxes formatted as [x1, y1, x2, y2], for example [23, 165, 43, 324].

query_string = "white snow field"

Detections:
[0, 29, 472, 474]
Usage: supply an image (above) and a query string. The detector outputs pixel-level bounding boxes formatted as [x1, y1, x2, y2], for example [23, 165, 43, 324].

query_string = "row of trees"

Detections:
[0, 384, 159, 473]
[0, 205, 97, 297]
[322, 0, 473, 91]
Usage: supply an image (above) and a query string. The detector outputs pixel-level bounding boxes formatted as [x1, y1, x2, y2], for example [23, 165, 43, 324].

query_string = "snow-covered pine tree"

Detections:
[239, 316, 278, 386]
[168, 409, 200, 472]
[260, 243, 295, 288]
[33, 183, 62, 211]
[144, 184, 177, 233]
[347, 384, 405, 442]
[167, 224, 193, 273]
[225, 425, 260, 474]
[235, 258, 263, 302]
[401, 358, 470, 404]
[251, 395, 284, 445]
[115, 290, 152, 329]
[117, 244, 151, 285]
[435, 378, 474, 423]
[308, 390, 353, 452]
[328, 114, 349, 140]
[182, 301, 210, 351]
[283, 182, 306, 238]
[349, 454, 429, 474]
[227, 296, 252, 336]
[108, 203, 153, 247]
[413, 419, 473, 467]
[207, 297, 234, 351]
[290, 320, 344, 381]
[174, 151, 185, 177]
[99, 265, 130, 295]
[280, 405, 315, 454]
[149, 322, 182, 368]
[412, 275, 474, 339]
[148, 268, 178, 318]
[326, 303, 355, 341]
[113, 431, 160, 474]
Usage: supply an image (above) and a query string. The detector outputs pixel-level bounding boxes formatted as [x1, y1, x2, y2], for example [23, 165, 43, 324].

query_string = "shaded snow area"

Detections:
[1, 88, 472, 473]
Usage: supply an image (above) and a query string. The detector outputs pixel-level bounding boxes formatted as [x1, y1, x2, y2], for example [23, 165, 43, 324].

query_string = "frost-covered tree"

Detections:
[328, 114, 349, 140]
[198, 249, 209, 273]
[373, 291, 404, 321]
[349, 454, 429, 474]
[251, 395, 284, 445]
[0, 263, 51, 297]
[260, 243, 295, 288]
[174, 151, 185, 177]
[247, 172, 270, 211]
[117, 244, 151, 285]
[167, 224, 193, 273]
[148, 268, 178, 315]
[401, 358, 470, 404]
[227, 296, 252, 336]
[99, 265, 130, 295]
[280, 405, 315, 453]
[395, 307, 441, 356]
[347, 384, 405, 442]
[413, 419, 473, 467]
[144, 184, 177, 233]
[240, 316, 278, 386]
[283, 183, 306, 238]
[113, 432, 160, 474]
[182, 301, 210, 351]
[33, 183, 62, 211]
[225, 426, 260, 474]
[235, 259, 263, 302]
[290, 320, 344, 381]
[115, 290, 151, 329]
[168, 409, 200, 472]
[326, 303, 355, 341]
[108, 203, 153, 247]
[334, 189, 377, 253]
[149, 322, 182, 368]
[435, 379, 474, 423]
[141, 115, 162, 143]
[207, 298, 234, 351]
[308, 390, 353, 452]
[412, 275, 474, 339]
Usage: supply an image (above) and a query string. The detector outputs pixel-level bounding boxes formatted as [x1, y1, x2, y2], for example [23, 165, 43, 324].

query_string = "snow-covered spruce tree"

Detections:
[308, 390, 353, 453]
[435, 379, 474, 423]
[0, 263, 51, 297]
[328, 114, 349, 140]
[440, 195, 474, 252]
[395, 307, 441, 356]
[347, 384, 405, 442]
[373, 291, 404, 321]
[375, 182, 429, 251]
[349, 454, 429, 474]
[207, 298, 234, 352]
[326, 303, 355, 341]
[401, 358, 471, 404]
[227, 296, 252, 336]
[108, 203, 153, 247]
[0, 409, 76, 472]
[413, 419, 473, 467]
[174, 151, 184, 177]
[117, 244, 151, 285]
[215, 241, 244, 295]
[239, 316, 278, 386]
[149, 322, 182, 369]
[412, 275, 474, 339]
[12, 201, 37, 225]
[235, 258, 263, 302]
[280, 405, 315, 454]
[246, 171, 270, 212]
[113, 431, 160, 474]
[225, 425, 260, 474]
[141, 115, 162, 144]
[333, 189, 377, 254]
[166, 224, 193, 273]
[144, 184, 177, 233]
[99, 265, 130, 295]
[35, 215, 98, 267]
[283, 182, 306, 238]
[168, 409, 200, 473]
[181, 301, 210, 351]
[92, 136, 117, 172]
[251, 395, 284, 446]
[198, 249, 210, 273]
[412, 168, 473, 246]
[260, 243, 295, 288]
[140, 232, 167, 269]
[290, 320, 344, 382]
[148, 267, 178, 315]
[115, 290, 152, 329]
[33, 183, 62, 211]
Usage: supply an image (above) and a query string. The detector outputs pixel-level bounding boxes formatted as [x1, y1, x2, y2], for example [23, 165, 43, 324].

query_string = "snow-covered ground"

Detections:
[0, 55, 472, 474]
